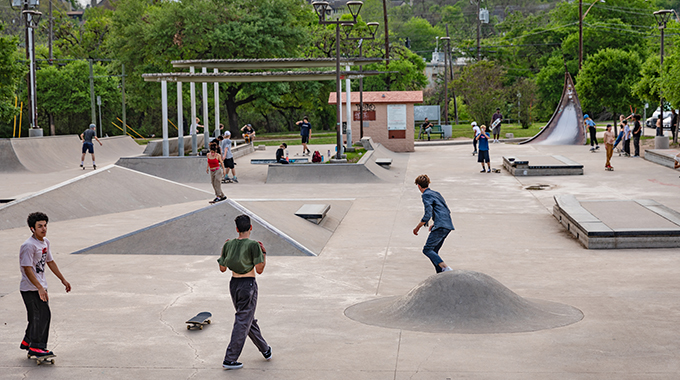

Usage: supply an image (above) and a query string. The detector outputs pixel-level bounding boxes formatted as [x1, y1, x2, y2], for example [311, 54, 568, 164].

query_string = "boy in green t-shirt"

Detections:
[217, 214, 271, 370]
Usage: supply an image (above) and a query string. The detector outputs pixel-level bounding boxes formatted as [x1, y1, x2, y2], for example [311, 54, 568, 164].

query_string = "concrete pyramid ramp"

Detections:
[0, 165, 211, 230]
[345, 270, 583, 333]
[72, 200, 318, 256]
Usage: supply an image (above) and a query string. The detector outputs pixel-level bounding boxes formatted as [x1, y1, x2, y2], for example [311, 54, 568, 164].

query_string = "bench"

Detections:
[295, 204, 331, 224]
[419, 125, 445, 139]
[251, 158, 309, 164]
[375, 158, 392, 167]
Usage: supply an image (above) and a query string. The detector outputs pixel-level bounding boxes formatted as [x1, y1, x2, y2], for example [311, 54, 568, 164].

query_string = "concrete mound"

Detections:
[0, 165, 210, 230]
[72, 199, 318, 256]
[345, 270, 583, 334]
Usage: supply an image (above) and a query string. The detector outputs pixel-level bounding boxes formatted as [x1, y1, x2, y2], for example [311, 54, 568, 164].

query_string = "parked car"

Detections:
[645, 106, 678, 129]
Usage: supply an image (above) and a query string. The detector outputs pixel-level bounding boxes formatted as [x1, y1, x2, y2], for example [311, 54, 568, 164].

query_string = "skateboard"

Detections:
[491, 118, 501, 128]
[491, 168, 501, 173]
[472, 151, 478, 156]
[208, 198, 226, 204]
[80, 165, 96, 170]
[186, 311, 212, 330]
[605, 167, 614, 171]
[589, 148, 599, 153]
[27, 352, 55, 365]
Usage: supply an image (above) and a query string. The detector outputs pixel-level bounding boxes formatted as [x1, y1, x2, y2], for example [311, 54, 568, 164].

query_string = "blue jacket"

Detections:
[420, 188, 454, 231]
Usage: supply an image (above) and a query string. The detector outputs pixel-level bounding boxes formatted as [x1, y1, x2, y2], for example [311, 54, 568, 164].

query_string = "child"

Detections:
[476, 125, 491, 173]
[19, 212, 71, 358]
[276, 143, 289, 164]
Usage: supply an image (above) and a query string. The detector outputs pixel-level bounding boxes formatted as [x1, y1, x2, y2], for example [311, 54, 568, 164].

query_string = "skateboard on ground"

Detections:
[491, 168, 501, 173]
[80, 165, 96, 170]
[186, 311, 212, 330]
[208, 197, 226, 205]
[605, 167, 614, 171]
[27, 352, 55, 365]
[589, 147, 599, 153]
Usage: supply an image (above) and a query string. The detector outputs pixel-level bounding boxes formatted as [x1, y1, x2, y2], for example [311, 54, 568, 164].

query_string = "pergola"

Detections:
[141, 58, 387, 157]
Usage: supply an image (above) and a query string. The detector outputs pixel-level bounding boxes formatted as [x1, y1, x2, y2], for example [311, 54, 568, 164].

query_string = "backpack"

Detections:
[312, 150, 322, 163]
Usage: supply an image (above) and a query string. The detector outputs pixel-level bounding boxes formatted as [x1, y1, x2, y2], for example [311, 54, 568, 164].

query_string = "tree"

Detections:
[632, 55, 661, 105]
[453, 61, 507, 126]
[392, 17, 444, 59]
[361, 45, 428, 92]
[576, 48, 642, 120]
[0, 23, 26, 137]
[511, 77, 538, 128]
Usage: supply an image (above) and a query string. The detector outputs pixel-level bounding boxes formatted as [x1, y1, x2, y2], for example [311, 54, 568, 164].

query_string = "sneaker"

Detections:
[595, 146, 600, 150]
[223, 360, 243, 370]
[472, 151, 477, 155]
[212, 197, 220, 203]
[441, 266, 453, 272]
[232, 177, 238, 183]
[79, 164, 83, 168]
[20, 340, 29, 350]
[93, 165, 96, 170]
[480, 169, 486, 173]
[28, 347, 53, 357]
[487, 169, 491, 173]
[218, 196, 227, 202]
[262, 346, 272, 360]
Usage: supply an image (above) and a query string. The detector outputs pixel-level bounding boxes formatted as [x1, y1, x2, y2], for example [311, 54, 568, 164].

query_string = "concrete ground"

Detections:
[2, 141, 680, 379]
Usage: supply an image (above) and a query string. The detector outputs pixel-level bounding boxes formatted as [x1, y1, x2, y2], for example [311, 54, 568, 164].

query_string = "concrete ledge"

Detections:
[143, 135, 205, 156]
[503, 155, 583, 176]
[553, 195, 680, 249]
[644, 149, 679, 169]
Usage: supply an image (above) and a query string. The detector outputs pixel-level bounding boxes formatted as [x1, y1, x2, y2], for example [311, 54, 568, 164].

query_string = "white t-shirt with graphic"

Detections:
[19, 236, 53, 292]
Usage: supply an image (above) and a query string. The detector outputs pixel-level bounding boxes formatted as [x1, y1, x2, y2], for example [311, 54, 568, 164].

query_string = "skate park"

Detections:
[2, 120, 680, 378]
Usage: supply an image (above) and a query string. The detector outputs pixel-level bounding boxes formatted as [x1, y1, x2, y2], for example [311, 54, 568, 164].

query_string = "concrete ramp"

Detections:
[266, 143, 409, 184]
[72, 199, 326, 256]
[345, 270, 583, 334]
[116, 156, 209, 183]
[0, 165, 210, 230]
[1, 135, 144, 173]
[521, 72, 585, 145]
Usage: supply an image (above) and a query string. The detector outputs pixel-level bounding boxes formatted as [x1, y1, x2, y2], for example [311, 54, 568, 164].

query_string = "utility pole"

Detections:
[446, 24, 458, 124]
[48, 0, 54, 135]
[476, 0, 481, 60]
[578, 0, 583, 70]
[382, 0, 390, 89]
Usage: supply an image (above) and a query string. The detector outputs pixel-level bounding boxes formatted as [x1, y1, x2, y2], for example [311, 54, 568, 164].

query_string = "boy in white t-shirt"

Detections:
[19, 212, 71, 358]
[471, 121, 481, 155]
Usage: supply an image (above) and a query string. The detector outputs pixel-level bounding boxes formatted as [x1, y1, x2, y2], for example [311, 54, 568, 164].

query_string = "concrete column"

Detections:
[202, 67, 209, 151]
[161, 80, 169, 157]
[177, 81, 184, 156]
[345, 64, 352, 149]
[214, 68, 220, 138]
[190, 66, 197, 155]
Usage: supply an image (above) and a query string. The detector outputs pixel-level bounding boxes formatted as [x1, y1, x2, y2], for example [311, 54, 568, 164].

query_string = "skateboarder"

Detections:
[80, 124, 102, 169]
[295, 117, 312, 156]
[221, 131, 238, 183]
[218, 214, 272, 370]
[276, 143, 289, 164]
[19, 212, 71, 359]
[584, 114, 599, 151]
[491, 108, 502, 143]
[413, 175, 454, 274]
[241, 124, 255, 143]
[603, 124, 615, 170]
[471, 121, 480, 155]
[206, 144, 227, 203]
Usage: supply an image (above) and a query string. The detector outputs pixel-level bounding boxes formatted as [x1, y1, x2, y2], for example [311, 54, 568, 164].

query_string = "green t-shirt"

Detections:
[217, 238, 264, 275]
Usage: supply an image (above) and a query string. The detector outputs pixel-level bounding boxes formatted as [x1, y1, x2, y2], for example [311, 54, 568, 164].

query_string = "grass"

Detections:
[416, 122, 544, 140]
[344, 148, 367, 163]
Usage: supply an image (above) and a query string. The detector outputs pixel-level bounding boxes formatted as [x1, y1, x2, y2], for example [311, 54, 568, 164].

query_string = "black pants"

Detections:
[472, 138, 477, 152]
[224, 277, 268, 362]
[633, 135, 640, 156]
[624, 139, 631, 155]
[589, 127, 598, 147]
[21, 291, 50, 349]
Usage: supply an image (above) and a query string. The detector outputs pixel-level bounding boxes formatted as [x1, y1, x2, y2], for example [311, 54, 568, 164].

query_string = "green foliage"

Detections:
[633, 55, 661, 104]
[0, 23, 25, 134]
[453, 61, 507, 127]
[53, 7, 113, 59]
[576, 48, 642, 117]
[512, 77, 538, 128]
[392, 17, 444, 58]
[362, 45, 428, 92]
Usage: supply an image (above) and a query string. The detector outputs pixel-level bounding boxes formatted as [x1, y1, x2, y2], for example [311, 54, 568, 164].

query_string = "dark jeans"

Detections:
[589, 127, 598, 147]
[224, 277, 268, 362]
[624, 139, 631, 155]
[422, 227, 451, 273]
[472, 138, 477, 152]
[21, 291, 50, 349]
[633, 135, 640, 156]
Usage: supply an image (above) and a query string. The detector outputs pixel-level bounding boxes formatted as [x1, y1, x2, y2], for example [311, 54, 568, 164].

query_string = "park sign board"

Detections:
[353, 110, 376, 121]
[387, 104, 407, 130]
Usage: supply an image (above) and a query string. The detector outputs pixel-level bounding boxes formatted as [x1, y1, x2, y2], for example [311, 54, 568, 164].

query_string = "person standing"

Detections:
[584, 114, 599, 151]
[420, 118, 433, 141]
[471, 121, 480, 155]
[206, 144, 226, 203]
[491, 108, 502, 143]
[632, 114, 642, 157]
[603, 124, 615, 170]
[218, 215, 272, 370]
[221, 131, 238, 183]
[295, 117, 312, 156]
[623, 120, 631, 157]
[671, 109, 678, 143]
[476, 125, 491, 173]
[413, 175, 454, 274]
[19, 212, 71, 359]
[80, 124, 102, 169]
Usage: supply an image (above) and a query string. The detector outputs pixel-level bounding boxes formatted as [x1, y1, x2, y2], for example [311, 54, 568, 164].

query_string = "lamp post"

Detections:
[12, 0, 42, 135]
[343, 21, 379, 140]
[579, 0, 605, 70]
[313, 1, 363, 160]
[441, 37, 450, 125]
[654, 10, 673, 147]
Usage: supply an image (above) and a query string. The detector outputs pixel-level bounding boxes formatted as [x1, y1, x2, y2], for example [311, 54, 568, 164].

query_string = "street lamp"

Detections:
[579, 0, 605, 70]
[12, 0, 42, 135]
[343, 21, 379, 140]
[654, 9, 673, 144]
[312, 1, 363, 160]
[440, 37, 450, 125]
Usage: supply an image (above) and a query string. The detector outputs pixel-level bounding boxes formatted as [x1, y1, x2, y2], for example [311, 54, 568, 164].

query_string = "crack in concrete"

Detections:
[408, 344, 436, 380]
[158, 282, 204, 368]
[393, 330, 402, 380]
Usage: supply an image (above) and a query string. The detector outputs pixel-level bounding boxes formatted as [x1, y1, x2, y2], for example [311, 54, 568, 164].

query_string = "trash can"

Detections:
[441, 125, 452, 139]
